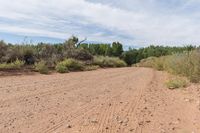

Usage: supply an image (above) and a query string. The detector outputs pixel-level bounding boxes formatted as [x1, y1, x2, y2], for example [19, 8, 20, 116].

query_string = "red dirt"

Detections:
[0, 67, 200, 133]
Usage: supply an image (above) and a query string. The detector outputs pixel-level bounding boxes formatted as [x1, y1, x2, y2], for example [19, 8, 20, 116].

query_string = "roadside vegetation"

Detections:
[0, 59, 24, 70]
[34, 61, 49, 74]
[93, 56, 127, 68]
[137, 50, 200, 87]
[166, 78, 188, 89]
[0, 37, 196, 74]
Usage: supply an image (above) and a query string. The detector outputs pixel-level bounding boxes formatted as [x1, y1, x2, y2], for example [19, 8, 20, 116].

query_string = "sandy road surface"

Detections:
[0, 68, 200, 133]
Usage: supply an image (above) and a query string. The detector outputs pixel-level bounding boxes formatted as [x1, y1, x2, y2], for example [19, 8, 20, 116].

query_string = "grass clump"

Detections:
[34, 61, 49, 74]
[55, 62, 69, 73]
[56, 58, 84, 73]
[93, 56, 127, 68]
[166, 78, 188, 89]
[83, 65, 99, 71]
[0, 59, 24, 70]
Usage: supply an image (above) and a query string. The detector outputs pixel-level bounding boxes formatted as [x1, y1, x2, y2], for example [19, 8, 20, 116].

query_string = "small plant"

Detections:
[0, 59, 24, 70]
[56, 58, 84, 73]
[166, 78, 188, 89]
[83, 65, 99, 71]
[34, 61, 49, 74]
[56, 62, 69, 73]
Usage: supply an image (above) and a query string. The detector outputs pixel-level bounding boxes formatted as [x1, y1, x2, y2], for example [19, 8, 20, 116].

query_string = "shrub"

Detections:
[72, 49, 93, 61]
[34, 61, 49, 74]
[0, 59, 24, 70]
[55, 62, 69, 73]
[166, 78, 188, 89]
[93, 56, 127, 68]
[153, 57, 165, 71]
[136, 57, 156, 68]
[56, 58, 84, 73]
[22, 46, 36, 65]
[83, 65, 99, 71]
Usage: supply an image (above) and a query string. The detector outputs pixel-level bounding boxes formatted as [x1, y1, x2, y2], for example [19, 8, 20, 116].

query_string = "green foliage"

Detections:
[166, 78, 188, 89]
[56, 59, 84, 73]
[21, 46, 36, 65]
[34, 61, 49, 74]
[56, 63, 69, 73]
[79, 42, 123, 57]
[83, 65, 100, 71]
[0, 38, 197, 74]
[122, 45, 195, 65]
[93, 56, 127, 68]
[112, 42, 123, 57]
[0, 59, 24, 70]
[121, 49, 138, 65]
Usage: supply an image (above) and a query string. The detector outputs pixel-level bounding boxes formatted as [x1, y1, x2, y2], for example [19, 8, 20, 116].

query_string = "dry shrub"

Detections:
[138, 50, 200, 83]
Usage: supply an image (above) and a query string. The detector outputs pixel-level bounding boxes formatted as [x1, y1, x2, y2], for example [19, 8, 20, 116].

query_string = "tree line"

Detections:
[0, 36, 196, 67]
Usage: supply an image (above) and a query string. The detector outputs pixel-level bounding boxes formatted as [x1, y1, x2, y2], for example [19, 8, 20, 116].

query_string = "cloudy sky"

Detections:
[0, 0, 200, 47]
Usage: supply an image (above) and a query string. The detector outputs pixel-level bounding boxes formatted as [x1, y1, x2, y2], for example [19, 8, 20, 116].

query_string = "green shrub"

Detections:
[34, 61, 49, 74]
[93, 56, 127, 68]
[0, 59, 24, 70]
[55, 62, 69, 73]
[83, 65, 99, 71]
[56, 58, 84, 73]
[166, 78, 188, 89]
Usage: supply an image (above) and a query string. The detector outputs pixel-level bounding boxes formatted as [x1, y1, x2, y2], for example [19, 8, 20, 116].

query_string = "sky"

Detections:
[0, 0, 200, 47]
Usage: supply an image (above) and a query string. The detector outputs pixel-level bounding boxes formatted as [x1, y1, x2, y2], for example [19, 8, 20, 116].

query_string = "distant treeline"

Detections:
[0, 36, 196, 67]
[79, 43, 195, 65]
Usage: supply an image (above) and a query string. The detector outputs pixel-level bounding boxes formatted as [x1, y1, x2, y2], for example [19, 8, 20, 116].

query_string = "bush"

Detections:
[55, 62, 69, 73]
[72, 49, 93, 61]
[93, 56, 127, 68]
[34, 61, 49, 74]
[0, 59, 24, 70]
[83, 65, 99, 71]
[166, 78, 188, 89]
[56, 58, 84, 73]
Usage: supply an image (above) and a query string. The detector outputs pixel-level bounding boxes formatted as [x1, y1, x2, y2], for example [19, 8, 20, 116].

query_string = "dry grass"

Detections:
[166, 78, 188, 89]
[138, 50, 200, 83]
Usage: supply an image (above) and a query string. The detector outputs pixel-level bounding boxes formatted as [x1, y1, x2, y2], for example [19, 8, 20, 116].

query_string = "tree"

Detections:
[112, 42, 123, 57]
[121, 48, 138, 65]
[0, 40, 8, 63]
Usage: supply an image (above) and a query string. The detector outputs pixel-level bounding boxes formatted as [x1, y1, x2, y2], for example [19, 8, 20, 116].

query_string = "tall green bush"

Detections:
[34, 61, 49, 74]
[56, 59, 84, 73]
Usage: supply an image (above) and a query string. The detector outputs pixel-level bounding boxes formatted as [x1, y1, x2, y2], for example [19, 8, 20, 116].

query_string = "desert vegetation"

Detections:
[0, 37, 196, 74]
[137, 50, 200, 84]
[165, 78, 188, 89]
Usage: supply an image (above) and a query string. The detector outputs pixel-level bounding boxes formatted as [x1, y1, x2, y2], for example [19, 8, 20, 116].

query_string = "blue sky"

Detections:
[0, 0, 200, 47]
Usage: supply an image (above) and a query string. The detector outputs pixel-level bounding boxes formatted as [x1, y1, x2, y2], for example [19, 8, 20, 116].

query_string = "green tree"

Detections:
[112, 42, 123, 57]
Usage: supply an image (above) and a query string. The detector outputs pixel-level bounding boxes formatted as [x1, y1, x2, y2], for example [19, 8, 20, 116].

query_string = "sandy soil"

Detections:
[0, 67, 200, 133]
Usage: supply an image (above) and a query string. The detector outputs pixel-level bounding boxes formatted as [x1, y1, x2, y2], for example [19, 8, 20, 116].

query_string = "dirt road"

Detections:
[0, 68, 200, 133]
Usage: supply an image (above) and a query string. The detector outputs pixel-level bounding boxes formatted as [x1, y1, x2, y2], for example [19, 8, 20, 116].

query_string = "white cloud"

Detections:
[0, 0, 200, 46]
